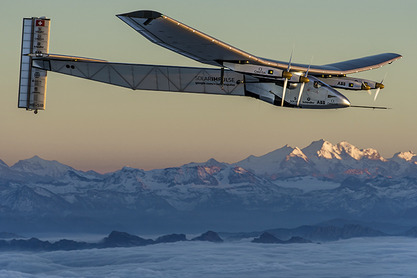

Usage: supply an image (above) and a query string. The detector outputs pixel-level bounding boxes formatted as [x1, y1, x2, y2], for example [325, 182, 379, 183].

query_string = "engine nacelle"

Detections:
[317, 76, 379, 91]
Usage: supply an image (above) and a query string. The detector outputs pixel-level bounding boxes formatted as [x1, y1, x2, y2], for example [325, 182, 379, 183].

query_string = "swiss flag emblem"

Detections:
[36, 19, 45, 27]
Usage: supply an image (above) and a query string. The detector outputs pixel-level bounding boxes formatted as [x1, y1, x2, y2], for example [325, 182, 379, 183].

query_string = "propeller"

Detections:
[296, 57, 312, 107]
[361, 82, 372, 95]
[374, 73, 387, 101]
[281, 50, 293, 107]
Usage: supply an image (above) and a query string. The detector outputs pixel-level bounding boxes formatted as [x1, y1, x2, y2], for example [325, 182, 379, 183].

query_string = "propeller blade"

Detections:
[297, 82, 305, 107]
[374, 72, 387, 101]
[306, 56, 313, 75]
[374, 88, 381, 101]
[287, 47, 294, 71]
[361, 82, 371, 91]
[281, 78, 288, 107]
[297, 56, 312, 107]
[281, 48, 295, 107]
[381, 72, 388, 84]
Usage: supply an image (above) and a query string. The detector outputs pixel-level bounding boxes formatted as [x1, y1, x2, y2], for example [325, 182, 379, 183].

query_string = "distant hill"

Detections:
[222, 221, 389, 242]
[0, 232, 25, 239]
[0, 230, 223, 251]
[252, 232, 311, 244]
[266, 224, 386, 242]
[4, 222, 410, 251]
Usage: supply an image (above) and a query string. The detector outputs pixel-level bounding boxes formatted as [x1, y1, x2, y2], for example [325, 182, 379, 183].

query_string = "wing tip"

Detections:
[116, 10, 162, 19]
[387, 52, 403, 59]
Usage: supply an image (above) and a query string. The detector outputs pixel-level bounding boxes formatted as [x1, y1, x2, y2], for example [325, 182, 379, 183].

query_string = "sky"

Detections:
[1, 0, 416, 173]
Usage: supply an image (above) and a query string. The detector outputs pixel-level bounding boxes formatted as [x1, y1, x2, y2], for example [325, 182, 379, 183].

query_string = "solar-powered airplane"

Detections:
[18, 10, 402, 113]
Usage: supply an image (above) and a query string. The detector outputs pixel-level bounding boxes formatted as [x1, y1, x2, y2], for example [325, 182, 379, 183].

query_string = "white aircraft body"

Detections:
[18, 10, 402, 113]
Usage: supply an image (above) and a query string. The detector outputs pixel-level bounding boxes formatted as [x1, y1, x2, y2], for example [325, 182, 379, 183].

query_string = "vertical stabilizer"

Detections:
[18, 17, 50, 113]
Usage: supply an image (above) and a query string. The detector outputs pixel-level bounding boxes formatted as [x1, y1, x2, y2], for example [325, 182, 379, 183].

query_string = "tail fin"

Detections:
[18, 17, 50, 113]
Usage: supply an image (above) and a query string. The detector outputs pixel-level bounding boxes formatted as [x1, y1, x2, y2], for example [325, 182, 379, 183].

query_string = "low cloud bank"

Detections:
[1, 237, 417, 277]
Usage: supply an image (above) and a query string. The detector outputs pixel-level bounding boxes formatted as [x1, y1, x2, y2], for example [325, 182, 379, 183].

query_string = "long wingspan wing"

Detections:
[320, 53, 401, 73]
[117, 10, 402, 75]
[263, 53, 402, 75]
[116, 10, 258, 67]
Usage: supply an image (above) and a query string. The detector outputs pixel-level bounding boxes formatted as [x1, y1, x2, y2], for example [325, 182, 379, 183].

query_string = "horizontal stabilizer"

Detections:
[30, 53, 107, 63]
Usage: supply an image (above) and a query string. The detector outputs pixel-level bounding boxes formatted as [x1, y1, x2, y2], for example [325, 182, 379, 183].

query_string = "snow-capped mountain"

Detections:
[235, 139, 417, 180]
[1, 140, 417, 233]
[10, 155, 74, 179]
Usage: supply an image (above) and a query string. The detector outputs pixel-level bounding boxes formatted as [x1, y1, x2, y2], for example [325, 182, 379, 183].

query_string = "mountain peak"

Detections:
[285, 147, 308, 162]
[336, 141, 361, 159]
[361, 148, 385, 161]
[25, 155, 42, 161]
[395, 151, 417, 162]
[11, 155, 73, 178]
[120, 166, 142, 172]
[255, 144, 295, 162]
[302, 139, 341, 160]
[205, 158, 224, 166]
[185, 158, 226, 169]
[301, 140, 386, 161]
[301, 139, 326, 153]
[317, 141, 341, 159]
[234, 144, 296, 174]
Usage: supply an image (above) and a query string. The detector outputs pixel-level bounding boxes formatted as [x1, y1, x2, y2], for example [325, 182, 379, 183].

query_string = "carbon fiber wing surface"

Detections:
[117, 10, 402, 75]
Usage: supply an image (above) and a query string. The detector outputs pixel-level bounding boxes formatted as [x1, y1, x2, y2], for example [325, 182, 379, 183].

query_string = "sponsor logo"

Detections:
[253, 67, 266, 75]
[194, 76, 238, 87]
[195, 76, 235, 83]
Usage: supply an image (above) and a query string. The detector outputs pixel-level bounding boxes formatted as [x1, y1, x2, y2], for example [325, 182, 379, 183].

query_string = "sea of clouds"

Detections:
[0, 237, 416, 277]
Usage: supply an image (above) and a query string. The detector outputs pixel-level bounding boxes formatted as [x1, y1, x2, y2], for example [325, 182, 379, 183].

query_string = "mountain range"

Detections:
[1, 139, 417, 233]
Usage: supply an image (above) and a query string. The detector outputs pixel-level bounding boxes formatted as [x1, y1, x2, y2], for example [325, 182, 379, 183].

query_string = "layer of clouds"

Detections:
[1, 237, 417, 277]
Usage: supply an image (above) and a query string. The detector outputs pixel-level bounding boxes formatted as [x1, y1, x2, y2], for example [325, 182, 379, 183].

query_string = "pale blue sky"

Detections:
[1, 0, 416, 172]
